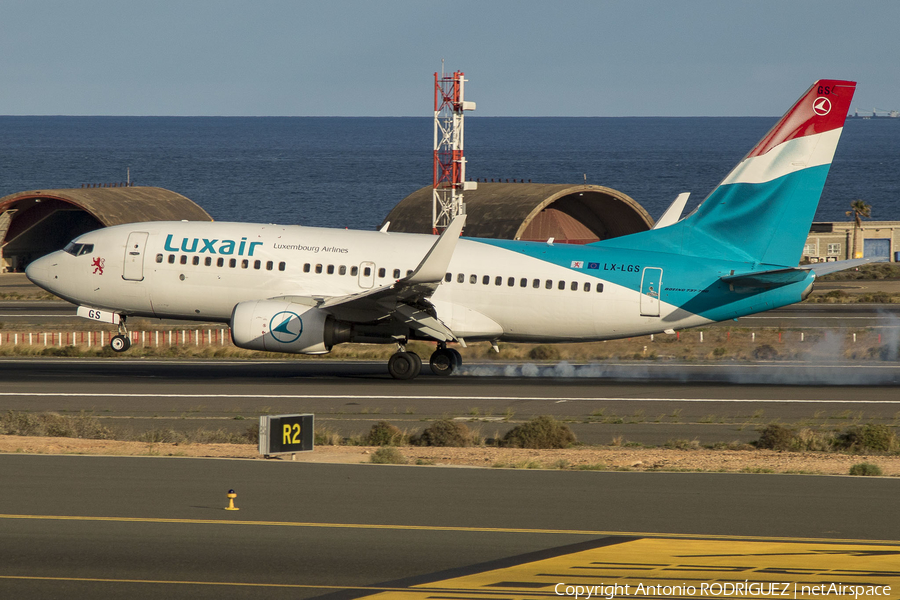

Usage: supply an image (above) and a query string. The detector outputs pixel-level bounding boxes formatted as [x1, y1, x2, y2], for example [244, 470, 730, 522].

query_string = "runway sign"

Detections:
[259, 413, 314, 455]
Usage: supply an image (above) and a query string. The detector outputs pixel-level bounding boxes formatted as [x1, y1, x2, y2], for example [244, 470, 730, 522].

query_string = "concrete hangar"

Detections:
[0, 186, 212, 272]
[383, 182, 653, 242]
[1, 182, 655, 272]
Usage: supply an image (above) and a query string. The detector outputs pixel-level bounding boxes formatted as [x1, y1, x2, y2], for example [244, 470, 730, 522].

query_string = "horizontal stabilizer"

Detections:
[721, 257, 887, 288]
[721, 268, 809, 287]
[802, 256, 888, 276]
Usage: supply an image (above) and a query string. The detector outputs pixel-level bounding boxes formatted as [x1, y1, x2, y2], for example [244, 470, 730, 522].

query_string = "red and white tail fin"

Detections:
[606, 80, 857, 267]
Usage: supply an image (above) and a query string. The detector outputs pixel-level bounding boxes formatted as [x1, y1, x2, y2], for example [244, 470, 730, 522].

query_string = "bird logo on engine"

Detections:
[269, 311, 303, 343]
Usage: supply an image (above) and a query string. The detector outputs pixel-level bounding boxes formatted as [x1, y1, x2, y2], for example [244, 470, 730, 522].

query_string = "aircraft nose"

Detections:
[25, 253, 58, 291]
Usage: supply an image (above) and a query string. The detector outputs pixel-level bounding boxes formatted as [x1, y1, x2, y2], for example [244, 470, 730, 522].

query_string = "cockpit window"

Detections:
[63, 242, 94, 256]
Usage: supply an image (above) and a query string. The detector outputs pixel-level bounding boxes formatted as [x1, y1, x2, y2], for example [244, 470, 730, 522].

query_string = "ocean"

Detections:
[1, 116, 898, 230]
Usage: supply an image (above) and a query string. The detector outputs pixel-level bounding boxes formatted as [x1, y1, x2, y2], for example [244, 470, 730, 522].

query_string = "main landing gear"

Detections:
[429, 344, 462, 377]
[387, 342, 463, 380]
[110, 316, 131, 353]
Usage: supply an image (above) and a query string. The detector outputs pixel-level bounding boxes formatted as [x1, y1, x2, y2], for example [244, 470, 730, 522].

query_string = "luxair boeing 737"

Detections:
[26, 80, 873, 379]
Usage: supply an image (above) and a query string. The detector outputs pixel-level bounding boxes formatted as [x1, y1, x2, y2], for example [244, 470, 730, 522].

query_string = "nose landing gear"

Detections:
[110, 316, 132, 352]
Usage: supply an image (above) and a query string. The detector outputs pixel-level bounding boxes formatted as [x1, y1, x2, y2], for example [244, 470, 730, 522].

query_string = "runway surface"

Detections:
[1, 358, 899, 445]
[1, 454, 899, 600]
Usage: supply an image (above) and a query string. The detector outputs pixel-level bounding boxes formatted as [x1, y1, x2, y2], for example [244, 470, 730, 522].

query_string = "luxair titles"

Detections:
[164, 234, 347, 256]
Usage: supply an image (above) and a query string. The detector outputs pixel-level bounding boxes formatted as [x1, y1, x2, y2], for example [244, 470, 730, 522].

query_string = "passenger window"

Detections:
[192, 256, 199, 266]
[339, 265, 346, 275]
[303, 263, 311, 273]
[596, 283, 604, 293]
[445, 273, 452, 282]
[315, 264, 323, 274]
[168, 254, 175, 264]
[495, 276, 502, 286]
[217, 258, 224, 267]
[205, 257, 212, 266]
[156, 254, 163, 263]
[508, 277, 515, 287]
[327, 265, 334, 274]
[584, 282, 591, 292]
[470, 274, 477, 284]
[457, 273, 465, 283]
[351, 266, 358, 276]
[278, 262, 286, 271]
[532, 279, 540, 288]
[266, 261, 274, 271]
[571, 281, 578, 291]
[254, 260, 261, 270]
[229, 258, 237, 268]
[558, 280, 565, 290]
[378, 268, 385, 278]
[241, 259, 249, 269]
[394, 269, 401, 279]
[520, 278, 527, 288]
[545, 279, 552, 289]
[364, 266, 372, 276]
[483, 275, 490, 285]
[180, 255, 187, 265]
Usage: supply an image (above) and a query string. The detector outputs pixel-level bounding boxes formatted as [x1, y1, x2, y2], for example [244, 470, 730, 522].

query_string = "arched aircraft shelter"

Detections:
[0, 186, 212, 272]
[382, 183, 654, 243]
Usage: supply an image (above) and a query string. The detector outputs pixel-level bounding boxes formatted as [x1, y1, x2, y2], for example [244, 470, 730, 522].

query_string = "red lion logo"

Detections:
[91, 257, 105, 275]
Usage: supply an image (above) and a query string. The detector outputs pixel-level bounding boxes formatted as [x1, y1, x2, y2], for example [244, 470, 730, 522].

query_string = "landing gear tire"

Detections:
[409, 351, 422, 373]
[110, 334, 131, 353]
[430, 348, 459, 376]
[388, 351, 421, 380]
[448, 348, 463, 370]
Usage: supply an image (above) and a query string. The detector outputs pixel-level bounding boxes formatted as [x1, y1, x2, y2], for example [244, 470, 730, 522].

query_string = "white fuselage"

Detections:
[27, 220, 744, 344]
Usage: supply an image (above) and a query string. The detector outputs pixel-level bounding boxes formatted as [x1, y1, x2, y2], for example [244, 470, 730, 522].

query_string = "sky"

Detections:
[1, 0, 898, 117]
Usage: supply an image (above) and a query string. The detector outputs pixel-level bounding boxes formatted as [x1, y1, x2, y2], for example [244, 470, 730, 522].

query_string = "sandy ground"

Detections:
[2, 435, 898, 476]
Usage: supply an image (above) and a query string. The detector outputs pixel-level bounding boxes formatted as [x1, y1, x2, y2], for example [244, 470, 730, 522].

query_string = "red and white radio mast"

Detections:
[432, 68, 476, 234]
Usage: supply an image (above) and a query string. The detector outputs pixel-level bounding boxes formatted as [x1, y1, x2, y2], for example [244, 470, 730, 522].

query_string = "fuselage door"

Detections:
[122, 231, 149, 281]
[358, 261, 376, 289]
[640, 267, 662, 317]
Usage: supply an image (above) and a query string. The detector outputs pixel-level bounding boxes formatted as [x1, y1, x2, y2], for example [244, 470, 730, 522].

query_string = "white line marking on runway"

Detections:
[0, 392, 896, 403]
[0, 314, 72, 317]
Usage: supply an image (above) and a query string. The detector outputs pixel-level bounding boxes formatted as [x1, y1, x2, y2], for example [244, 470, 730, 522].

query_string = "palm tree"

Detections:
[846, 199, 871, 258]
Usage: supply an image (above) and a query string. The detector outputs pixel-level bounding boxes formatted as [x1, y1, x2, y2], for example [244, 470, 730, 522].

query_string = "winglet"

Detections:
[405, 215, 466, 284]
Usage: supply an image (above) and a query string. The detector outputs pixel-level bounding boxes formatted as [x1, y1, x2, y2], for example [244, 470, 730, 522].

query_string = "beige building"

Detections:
[803, 221, 900, 263]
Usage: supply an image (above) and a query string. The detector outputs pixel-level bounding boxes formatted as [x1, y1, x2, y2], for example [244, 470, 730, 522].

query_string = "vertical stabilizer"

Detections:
[602, 80, 856, 266]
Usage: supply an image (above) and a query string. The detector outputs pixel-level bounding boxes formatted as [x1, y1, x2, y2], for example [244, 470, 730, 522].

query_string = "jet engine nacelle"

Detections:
[230, 300, 350, 354]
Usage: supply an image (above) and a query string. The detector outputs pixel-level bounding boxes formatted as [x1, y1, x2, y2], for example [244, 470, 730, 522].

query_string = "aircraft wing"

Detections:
[274, 216, 466, 342]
